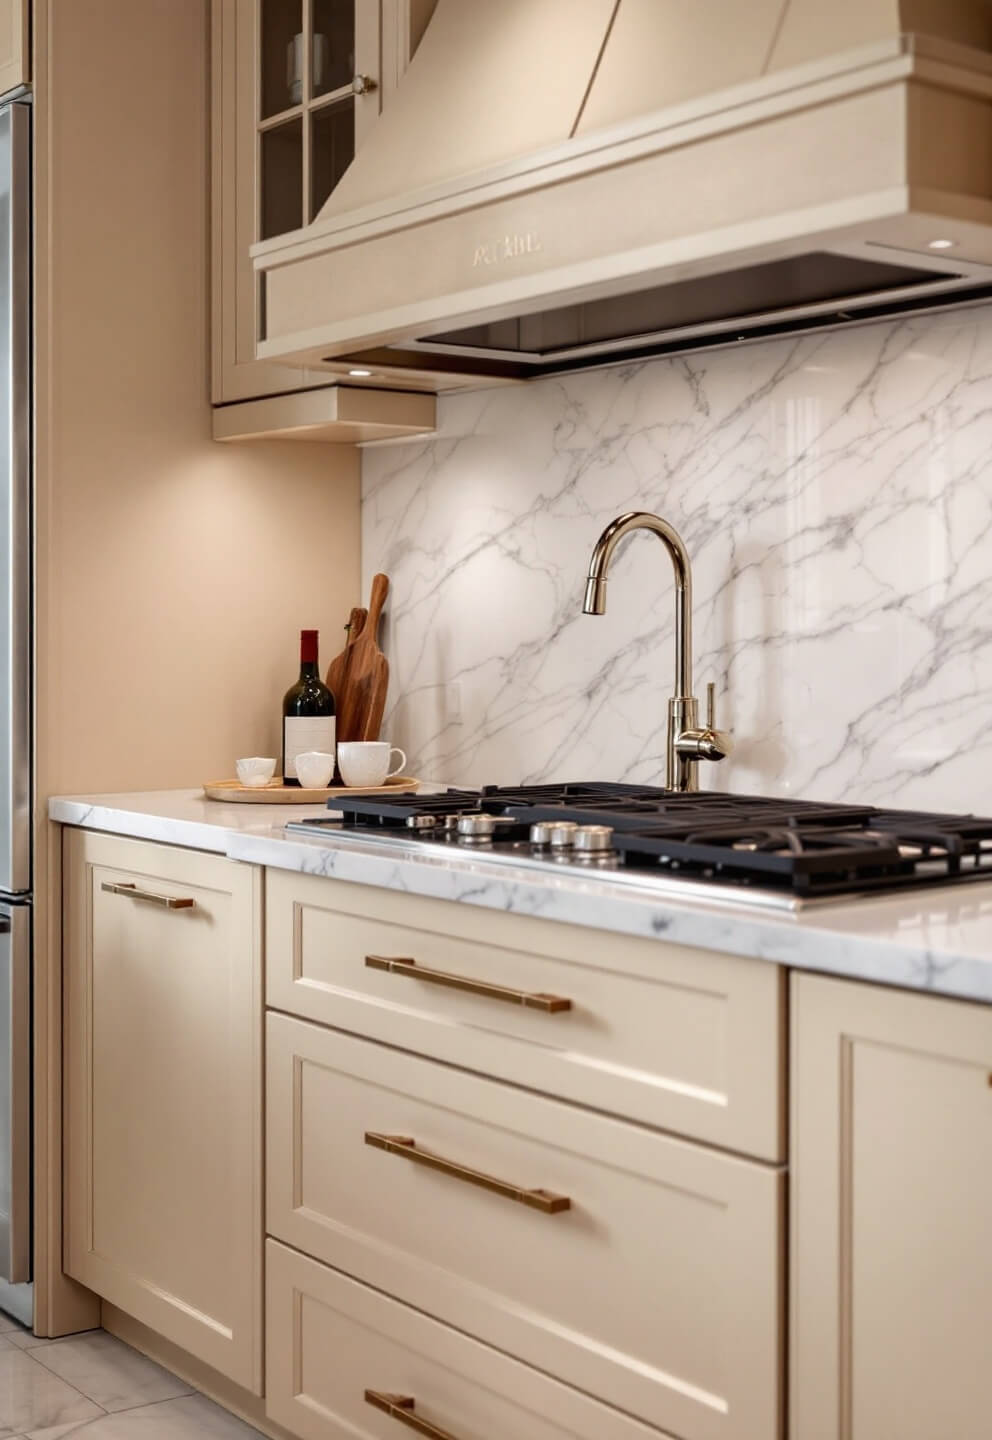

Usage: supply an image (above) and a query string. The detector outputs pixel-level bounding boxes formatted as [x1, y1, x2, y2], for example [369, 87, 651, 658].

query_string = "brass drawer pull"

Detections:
[365, 1131, 571, 1214]
[365, 1391, 460, 1439]
[101, 881, 196, 911]
[365, 954, 571, 1013]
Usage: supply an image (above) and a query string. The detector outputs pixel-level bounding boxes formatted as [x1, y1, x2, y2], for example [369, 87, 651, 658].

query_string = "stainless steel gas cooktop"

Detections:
[285, 783, 992, 912]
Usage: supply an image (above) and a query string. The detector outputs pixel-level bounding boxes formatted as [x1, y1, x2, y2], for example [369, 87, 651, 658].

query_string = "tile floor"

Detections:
[0, 1314, 265, 1439]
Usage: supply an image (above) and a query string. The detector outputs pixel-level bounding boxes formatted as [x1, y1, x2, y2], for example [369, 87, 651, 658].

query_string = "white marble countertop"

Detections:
[49, 789, 992, 1004]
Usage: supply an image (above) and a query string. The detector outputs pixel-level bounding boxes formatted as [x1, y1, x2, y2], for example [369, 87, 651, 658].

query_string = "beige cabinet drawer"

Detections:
[267, 1239, 671, 1440]
[266, 870, 785, 1160]
[267, 1013, 783, 1440]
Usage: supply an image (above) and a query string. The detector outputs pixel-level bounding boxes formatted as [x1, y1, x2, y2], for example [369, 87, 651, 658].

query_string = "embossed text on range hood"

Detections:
[253, 0, 992, 391]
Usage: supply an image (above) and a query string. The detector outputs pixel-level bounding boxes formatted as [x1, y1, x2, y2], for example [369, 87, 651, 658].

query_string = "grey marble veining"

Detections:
[48, 793, 992, 1003]
[363, 306, 992, 812]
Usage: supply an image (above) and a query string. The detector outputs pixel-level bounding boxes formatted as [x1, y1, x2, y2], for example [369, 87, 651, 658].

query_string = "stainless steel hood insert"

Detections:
[404, 250, 963, 373]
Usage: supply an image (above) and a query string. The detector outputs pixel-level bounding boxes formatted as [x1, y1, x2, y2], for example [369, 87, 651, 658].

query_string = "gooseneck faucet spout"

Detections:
[582, 511, 732, 793]
[583, 512, 693, 699]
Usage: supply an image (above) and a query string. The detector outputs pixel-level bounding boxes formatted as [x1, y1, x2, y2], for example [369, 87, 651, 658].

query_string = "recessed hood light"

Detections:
[348, 368, 373, 377]
[927, 239, 957, 250]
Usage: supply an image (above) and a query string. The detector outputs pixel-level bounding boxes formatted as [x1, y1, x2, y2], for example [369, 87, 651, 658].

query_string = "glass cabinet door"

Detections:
[311, 0, 355, 99]
[257, 0, 379, 240]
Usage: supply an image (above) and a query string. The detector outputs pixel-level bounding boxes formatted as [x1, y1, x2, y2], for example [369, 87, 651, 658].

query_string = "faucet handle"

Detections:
[675, 681, 733, 762]
[703, 681, 733, 761]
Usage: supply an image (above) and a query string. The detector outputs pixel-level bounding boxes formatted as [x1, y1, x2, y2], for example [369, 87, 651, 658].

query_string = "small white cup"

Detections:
[338, 741, 407, 789]
[236, 756, 277, 788]
[294, 751, 336, 789]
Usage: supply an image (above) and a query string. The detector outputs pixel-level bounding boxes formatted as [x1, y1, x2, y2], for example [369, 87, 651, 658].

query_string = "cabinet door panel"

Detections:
[213, 0, 310, 402]
[791, 974, 992, 1440]
[64, 830, 263, 1393]
[212, 0, 400, 402]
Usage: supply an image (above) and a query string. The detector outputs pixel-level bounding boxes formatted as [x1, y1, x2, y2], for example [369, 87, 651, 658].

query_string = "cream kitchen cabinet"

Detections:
[790, 973, 992, 1440]
[266, 868, 787, 1160]
[267, 1011, 784, 1440]
[211, 0, 437, 419]
[63, 830, 263, 1394]
[267, 1238, 670, 1440]
[264, 866, 787, 1440]
[0, 1, 27, 97]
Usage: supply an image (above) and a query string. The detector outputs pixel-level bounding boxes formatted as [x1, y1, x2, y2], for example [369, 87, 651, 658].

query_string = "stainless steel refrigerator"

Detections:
[0, 97, 32, 1307]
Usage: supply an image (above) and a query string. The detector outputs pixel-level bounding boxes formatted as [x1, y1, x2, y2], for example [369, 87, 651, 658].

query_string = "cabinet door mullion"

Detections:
[302, 0, 313, 223]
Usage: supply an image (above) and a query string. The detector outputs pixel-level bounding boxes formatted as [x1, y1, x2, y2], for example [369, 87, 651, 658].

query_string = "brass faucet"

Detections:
[582, 511, 732, 792]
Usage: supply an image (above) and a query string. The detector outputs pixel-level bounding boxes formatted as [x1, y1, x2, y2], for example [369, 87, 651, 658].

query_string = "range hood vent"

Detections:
[398, 251, 962, 374]
[254, 0, 992, 392]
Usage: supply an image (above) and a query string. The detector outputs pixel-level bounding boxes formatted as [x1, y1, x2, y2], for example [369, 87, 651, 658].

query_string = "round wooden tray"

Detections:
[203, 776, 421, 804]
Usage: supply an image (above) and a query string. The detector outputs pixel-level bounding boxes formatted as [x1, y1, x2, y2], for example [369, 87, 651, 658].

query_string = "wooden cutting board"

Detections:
[333, 573, 390, 742]
[325, 606, 367, 717]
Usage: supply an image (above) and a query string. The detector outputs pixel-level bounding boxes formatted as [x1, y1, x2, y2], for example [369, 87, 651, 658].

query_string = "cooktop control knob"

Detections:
[547, 821, 579, 849]
[572, 824, 615, 854]
[406, 813, 440, 830]
[529, 821, 556, 847]
[457, 814, 497, 840]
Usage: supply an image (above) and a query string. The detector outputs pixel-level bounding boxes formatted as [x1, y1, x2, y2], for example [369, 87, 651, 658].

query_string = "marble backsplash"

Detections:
[362, 306, 992, 810]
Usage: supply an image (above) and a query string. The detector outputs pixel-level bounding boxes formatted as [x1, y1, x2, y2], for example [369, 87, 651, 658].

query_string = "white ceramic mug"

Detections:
[338, 741, 406, 788]
[294, 751, 336, 789]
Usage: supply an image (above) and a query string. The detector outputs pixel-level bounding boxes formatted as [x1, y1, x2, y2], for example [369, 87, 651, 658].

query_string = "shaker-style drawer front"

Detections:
[267, 1014, 783, 1440]
[265, 870, 785, 1160]
[266, 1239, 672, 1440]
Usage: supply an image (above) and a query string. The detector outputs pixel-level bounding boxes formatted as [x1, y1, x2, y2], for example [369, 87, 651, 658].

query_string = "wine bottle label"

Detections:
[284, 716, 336, 780]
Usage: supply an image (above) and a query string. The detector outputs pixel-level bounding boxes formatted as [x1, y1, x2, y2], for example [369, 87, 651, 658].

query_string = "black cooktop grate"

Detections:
[325, 783, 992, 897]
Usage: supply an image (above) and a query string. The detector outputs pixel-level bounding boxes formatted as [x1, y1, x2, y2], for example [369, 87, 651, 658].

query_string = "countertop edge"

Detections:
[50, 798, 233, 854]
[48, 792, 992, 1006]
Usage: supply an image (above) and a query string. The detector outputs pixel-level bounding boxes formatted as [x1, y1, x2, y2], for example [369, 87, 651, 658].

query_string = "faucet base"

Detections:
[666, 696, 700, 792]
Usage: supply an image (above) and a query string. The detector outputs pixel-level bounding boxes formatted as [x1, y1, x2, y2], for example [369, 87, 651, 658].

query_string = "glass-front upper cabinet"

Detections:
[212, 1, 435, 406]
[258, 0, 379, 239]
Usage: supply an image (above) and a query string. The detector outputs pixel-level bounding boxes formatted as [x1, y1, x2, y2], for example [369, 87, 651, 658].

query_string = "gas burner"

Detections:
[285, 782, 992, 906]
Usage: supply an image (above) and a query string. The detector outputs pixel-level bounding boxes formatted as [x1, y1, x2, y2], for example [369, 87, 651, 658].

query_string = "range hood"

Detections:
[253, 0, 992, 392]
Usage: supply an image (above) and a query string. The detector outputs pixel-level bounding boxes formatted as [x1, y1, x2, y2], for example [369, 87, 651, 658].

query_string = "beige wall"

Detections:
[32, 0, 360, 1334]
[37, 0, 361, 797]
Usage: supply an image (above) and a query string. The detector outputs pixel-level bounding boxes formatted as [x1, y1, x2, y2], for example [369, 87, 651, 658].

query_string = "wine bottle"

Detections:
[282, 629, 336, 785]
